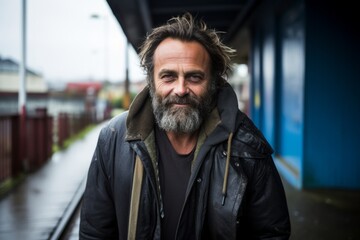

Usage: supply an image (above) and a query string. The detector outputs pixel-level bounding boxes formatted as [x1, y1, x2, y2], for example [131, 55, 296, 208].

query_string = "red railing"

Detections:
[0, 115, 15, 183]
[0, 109, 95, 185]
[26, 110, 53, 171]
[57, 112, 93, 148]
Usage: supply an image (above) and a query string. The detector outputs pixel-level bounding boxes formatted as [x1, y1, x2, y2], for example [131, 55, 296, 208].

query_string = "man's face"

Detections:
[151, 38, 215, 133]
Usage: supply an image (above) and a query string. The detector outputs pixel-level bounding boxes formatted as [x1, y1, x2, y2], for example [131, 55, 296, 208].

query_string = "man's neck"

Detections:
[165, 130, 199, 155]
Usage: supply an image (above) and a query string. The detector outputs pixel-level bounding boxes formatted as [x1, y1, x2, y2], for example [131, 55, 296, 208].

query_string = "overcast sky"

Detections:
[0, 0, 145, 83]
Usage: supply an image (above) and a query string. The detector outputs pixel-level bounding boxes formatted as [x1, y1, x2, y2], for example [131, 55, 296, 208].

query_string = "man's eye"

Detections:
[188, 75, 203, 82]
[161, 75, 175, 81]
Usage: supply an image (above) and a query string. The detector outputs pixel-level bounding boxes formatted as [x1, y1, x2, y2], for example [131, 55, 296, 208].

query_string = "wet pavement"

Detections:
[1, 120, 360, 240]
[0, 123, 104, 240]
[283, 178, 360, 240]
[60, 202, 81, 240]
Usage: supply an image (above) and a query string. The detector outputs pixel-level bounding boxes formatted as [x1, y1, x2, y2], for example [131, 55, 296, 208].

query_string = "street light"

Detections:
[18, 0, 28, 171]
[90, 13, 131, 109]
[90, 14, 109, 82]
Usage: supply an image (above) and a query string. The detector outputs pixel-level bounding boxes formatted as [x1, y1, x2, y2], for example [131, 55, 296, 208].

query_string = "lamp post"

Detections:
[19, 0, 28, 172]
[90, 14, 109, 82]
[19, 0, 27, 115]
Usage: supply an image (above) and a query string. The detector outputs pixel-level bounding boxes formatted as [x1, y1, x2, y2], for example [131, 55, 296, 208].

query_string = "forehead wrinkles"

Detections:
[153, 38, 210, 70]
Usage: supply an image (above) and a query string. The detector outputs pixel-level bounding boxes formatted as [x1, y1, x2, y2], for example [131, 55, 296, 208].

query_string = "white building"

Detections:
[0, 56, 48, 115]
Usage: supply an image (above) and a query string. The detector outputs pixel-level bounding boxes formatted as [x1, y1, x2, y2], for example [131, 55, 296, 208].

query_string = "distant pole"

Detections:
[123, 40, 130, 109]
[19, 0, 28, 171]
[90, 14, 109, 82]
[104, 16, 109, 82]
[19, 0, 27, 115]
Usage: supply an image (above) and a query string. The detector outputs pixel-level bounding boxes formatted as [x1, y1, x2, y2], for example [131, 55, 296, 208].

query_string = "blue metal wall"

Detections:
[250, 27, 264, 132]
[247, 0, 360, 189]
[250, 0, 276, 148]
[277, 1, 305, 188]
[303, 2, 360, 188]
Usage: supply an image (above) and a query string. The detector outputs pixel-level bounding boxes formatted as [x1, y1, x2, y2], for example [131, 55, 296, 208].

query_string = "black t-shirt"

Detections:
[155, 126, 194, 240]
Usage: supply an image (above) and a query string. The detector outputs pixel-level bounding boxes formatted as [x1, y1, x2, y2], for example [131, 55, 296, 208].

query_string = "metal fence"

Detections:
[0, 115, 17, 183]
[0, 109, 95, 185]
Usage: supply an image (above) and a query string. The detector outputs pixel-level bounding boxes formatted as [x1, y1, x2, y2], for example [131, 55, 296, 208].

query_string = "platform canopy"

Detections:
[106, 0, 258, 62]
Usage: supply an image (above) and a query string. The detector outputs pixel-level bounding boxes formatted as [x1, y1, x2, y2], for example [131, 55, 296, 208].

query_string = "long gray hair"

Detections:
[139, 12, 236, 89]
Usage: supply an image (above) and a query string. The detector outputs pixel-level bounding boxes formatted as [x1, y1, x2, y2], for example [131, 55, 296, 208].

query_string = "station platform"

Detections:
[0, 121, 359, 240]
[0, 122, 105, 240]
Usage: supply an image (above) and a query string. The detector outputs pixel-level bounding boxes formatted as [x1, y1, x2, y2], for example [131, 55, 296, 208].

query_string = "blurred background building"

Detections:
[0, 56, 48, 115]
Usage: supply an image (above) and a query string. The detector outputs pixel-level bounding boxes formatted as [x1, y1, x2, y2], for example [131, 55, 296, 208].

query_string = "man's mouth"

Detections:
[164, 96, 198, 108]
[172, 103, 189, 107]
[171, 98, 191, 104]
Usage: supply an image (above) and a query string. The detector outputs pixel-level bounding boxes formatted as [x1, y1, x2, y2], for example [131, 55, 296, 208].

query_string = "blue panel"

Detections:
[303, 1, 360, 189]
[251, 30, 263, 129]
[262, 36, 275, 146]
[277, 5, 304, 174]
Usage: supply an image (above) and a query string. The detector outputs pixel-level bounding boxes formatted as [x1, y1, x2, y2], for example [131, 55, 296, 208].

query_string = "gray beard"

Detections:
[152, 94, 202, 133]
[151, 87, 215, 134]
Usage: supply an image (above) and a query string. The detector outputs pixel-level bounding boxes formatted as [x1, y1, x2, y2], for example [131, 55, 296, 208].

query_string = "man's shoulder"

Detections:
[107, 111, 128, 129]
[232, 112, 273, 158]
[99, 111, 129, 139]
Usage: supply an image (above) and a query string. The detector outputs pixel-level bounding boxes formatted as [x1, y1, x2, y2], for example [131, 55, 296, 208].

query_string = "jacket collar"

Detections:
[125, 85, 154, 141]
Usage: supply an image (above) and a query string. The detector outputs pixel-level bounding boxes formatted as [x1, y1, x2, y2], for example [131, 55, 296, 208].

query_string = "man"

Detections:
[80, 13, 290, 239]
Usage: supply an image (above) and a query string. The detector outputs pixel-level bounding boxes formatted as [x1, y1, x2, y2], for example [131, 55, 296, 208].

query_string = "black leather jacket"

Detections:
[80, 84, 290, 239]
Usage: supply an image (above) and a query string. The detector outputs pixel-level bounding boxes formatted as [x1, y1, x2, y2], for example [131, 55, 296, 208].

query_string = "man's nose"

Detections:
[174, 78, 188, 97]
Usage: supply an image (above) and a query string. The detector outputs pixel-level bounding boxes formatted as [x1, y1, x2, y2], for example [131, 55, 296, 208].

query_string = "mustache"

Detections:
[163, 95, 200, 106]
